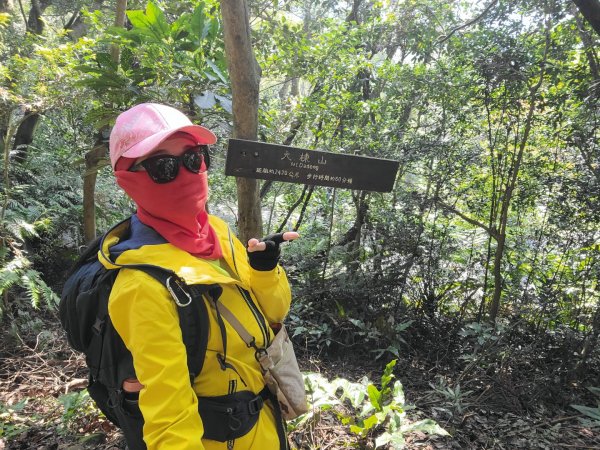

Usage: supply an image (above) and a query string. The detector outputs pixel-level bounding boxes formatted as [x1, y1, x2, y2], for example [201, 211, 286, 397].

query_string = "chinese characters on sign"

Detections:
[225, 139, 400, 192]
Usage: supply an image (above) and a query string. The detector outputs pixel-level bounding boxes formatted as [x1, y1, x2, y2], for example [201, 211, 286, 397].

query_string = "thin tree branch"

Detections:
[294, 185, 314, 231]
[435, 197, 497, 238]
[16, 0, 28, 29]
[437, 0, 498, 44]
[276, 184, 308, 233]
[63, 9, 80, 30]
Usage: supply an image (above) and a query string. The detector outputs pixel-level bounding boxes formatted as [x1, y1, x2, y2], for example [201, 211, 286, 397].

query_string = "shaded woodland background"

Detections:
[1, 0, 600, 448]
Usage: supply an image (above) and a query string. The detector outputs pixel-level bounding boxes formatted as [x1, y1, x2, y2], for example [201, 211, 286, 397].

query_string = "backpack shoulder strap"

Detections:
[98, 218, 211, 383]
[133, 267, 210, 381]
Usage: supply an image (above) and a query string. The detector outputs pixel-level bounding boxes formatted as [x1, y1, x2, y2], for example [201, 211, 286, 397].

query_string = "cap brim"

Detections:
[119, 124, 217, 162]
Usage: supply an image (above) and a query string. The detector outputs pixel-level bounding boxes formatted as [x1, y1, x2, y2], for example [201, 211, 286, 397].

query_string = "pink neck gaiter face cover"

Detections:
[114, 137, 223, 259]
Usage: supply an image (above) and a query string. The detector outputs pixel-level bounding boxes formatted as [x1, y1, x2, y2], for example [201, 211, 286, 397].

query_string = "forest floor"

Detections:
[1, 309, 599, 450]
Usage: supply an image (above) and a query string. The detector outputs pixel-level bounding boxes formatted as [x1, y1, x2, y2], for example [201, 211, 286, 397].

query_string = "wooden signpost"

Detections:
[225, 139, 399, 192]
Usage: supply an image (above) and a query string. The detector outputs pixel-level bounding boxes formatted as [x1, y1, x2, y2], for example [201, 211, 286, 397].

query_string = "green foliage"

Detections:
[77, 0, 228, 124]
[348, 317, 413, 360]
[296, 361, 448, 448]
[58, 390, 98, 433]
[571, 387, 600, 427]
[0, 239, 59, 318]
[0, 399, 28, 439]
[427, 377, 474, 417]
[459, 322, 502, 347]
[1, 391, 101, 441]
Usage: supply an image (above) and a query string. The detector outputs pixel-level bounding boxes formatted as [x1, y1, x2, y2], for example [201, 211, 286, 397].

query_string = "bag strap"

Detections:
[216, 302, 289, 450]
[214, 300, 274, 373]
[215, 301, 256, 348]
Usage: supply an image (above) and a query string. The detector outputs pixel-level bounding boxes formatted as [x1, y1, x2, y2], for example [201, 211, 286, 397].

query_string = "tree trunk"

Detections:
[81, 0, 126, 242]
[1, 116, 17, 225]
[83, 144, 106, 243]
[488, 28, 550, 322]
[220, 0, 262, 243]
[0, 0, 11, 13]
[111, 0, 128, 64]
[26, 0, 52, 34]
[11, 0, 48, 163]
[572, 0, 600, 37]
[573, 6, 600, 80]
[65, 0, 105, 40]
[11, 111, 39, 164]
[345, 191, 368, 277]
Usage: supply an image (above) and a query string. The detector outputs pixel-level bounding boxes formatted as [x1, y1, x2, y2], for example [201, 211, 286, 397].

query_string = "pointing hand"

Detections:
[247, 232, 300, 271]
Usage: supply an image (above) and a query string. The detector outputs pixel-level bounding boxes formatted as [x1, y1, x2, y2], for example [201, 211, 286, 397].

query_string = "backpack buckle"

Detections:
[166, 276, 192, 307]
[248, 394, 264, 415]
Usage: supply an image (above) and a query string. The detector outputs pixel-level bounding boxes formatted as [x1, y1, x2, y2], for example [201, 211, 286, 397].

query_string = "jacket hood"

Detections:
[98, 214, 251, 287]
[108, 214, 167, 259]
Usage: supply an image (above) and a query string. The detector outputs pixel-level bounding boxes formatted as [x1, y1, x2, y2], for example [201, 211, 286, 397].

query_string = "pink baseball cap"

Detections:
[109, 103, 217, 169]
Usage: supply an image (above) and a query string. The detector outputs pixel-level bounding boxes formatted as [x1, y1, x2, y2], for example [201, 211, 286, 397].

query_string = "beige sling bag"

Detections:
[215, 302, 308, 420]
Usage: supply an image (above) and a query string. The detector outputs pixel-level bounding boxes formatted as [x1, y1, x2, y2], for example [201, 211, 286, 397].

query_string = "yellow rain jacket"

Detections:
[99, 214, 291, 449]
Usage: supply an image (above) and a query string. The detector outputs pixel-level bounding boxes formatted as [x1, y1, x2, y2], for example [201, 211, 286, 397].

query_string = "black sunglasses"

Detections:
[130, 145, 211, 184]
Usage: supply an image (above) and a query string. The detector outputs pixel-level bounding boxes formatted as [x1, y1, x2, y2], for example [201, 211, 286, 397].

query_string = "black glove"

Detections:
[247, 233, 286, 271]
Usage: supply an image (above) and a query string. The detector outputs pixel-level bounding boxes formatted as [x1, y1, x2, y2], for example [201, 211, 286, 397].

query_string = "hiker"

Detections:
[103, 102, 298, 449]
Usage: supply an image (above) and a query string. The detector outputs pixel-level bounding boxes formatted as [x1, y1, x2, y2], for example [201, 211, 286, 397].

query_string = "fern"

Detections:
[0, 256, 59, 316]
[27, 269, 58, 308]
[22, 271, 41, 308]
[2, 254, 30, 272]
[37, 280, 59, 308]
[0, 269, 20, 295]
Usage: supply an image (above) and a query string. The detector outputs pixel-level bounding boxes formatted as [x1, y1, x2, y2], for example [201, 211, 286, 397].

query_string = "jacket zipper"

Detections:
[237, 286, 270, 348]
[227, 228, 239, 276]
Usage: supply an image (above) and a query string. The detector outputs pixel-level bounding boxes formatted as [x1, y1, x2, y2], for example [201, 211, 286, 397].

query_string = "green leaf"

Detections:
[395, 320, 413, 332]
[190, 4, 207, 40]
[381, 359, 397, 390]
[367, 384, 382, 410]
[94, 52, 117, 71]
[0, 12, 10, 27]
[2, 399, 27, 413]
[126, 3, 169, 42]
[388, 432, 406, 449]
[571, 404, 600, 421]
[127, 10, 151, 30]
[0, 269, 20, 296]
[588, 387, 600, 398]
[206, 59, 228, 84]
[375, 432, 392, 447]
[376, 431, 405, 449]
[349, 424, 364, 434]
[145, 1, 170, 38]
[362, 413, 379, 431]
[401, 419, 449, 436]
[392, 381, 405, 405]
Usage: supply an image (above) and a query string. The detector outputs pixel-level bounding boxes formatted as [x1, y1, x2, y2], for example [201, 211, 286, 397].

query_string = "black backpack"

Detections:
[59, 217, 211, 426]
